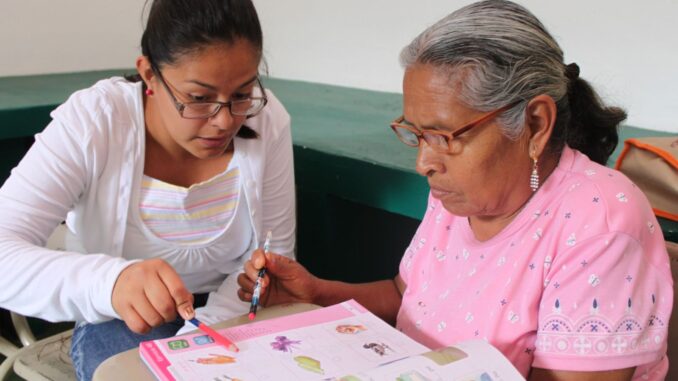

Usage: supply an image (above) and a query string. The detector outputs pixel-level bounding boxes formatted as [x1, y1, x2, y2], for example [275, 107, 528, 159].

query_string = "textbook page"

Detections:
[139, 299, 429, 381]
[336, 339, 525, 381]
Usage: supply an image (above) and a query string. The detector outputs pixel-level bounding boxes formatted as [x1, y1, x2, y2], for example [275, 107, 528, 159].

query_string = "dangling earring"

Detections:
[530, 156, 540, 192]
[145, 88, 154, 96]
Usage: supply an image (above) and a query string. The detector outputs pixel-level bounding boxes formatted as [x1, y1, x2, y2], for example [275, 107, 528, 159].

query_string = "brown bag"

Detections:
[615, 137, 678, 221]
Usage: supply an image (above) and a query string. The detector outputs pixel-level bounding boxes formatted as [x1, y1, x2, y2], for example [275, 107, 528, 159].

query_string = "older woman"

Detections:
[237, 1, 672, 380]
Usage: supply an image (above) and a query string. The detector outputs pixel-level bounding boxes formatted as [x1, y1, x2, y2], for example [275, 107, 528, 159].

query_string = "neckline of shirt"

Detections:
[457, 147, 575, 247]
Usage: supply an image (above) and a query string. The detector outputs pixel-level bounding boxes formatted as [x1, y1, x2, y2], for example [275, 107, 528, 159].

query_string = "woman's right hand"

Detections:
[111, 258, 194, 334]
[237, 250, 317, 307]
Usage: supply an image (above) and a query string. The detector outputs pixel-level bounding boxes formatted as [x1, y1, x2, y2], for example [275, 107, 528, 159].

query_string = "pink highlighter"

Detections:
[188, 318, 239, 352]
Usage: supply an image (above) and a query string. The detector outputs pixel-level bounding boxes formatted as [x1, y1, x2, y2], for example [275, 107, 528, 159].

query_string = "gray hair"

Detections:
[400, 0, 568, 140]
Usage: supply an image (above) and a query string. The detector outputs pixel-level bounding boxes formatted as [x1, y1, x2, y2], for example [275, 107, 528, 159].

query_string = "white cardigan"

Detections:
[0, 77, 296, 323]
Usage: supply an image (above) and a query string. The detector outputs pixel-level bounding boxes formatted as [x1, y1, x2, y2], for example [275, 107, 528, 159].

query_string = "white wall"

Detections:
[2, 0, 676, 132]
[0, 0, 144, 76]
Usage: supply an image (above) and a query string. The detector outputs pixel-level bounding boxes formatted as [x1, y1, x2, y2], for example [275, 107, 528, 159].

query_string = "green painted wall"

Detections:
[0, 70, 676, 284]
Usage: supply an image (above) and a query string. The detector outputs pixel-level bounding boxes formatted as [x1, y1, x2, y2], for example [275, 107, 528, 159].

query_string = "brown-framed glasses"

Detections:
[390, 102, 518, 154]
[155, 70, 268, 119]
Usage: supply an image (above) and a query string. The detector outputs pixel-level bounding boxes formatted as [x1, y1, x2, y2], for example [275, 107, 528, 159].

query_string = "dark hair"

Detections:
[400, 0, 626, 165]
[141, 0, 262, 69]
[128, 0, 264, 139]
[550, 64, 626, 165]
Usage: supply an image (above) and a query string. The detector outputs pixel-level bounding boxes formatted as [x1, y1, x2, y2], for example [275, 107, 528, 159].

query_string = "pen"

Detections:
[249, 231, 271, 320]
[188, 318, 239, 352]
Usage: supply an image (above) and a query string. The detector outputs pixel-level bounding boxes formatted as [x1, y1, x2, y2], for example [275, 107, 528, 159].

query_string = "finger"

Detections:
[237, 272, 256, 292]
[135, 293, 168, 328]
[237, 287, 252, 302]
[176, 300, 195, 321]
[122, 307, 152, 334]
[156, 263, 194, 320]
[243, 258, 260, 282]
[145, 273, 180, 322]
[251, 249, 267, 270]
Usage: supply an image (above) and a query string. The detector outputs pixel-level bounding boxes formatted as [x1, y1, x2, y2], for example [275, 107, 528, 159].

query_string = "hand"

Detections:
[237, 250, 317, 307]
[112, 258, 194, 334]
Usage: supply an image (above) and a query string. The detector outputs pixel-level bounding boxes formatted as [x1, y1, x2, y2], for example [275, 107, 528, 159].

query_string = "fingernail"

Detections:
[181, 306, 194, 320]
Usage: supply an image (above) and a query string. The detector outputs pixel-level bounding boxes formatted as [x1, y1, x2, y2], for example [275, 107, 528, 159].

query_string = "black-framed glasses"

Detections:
[155, 70, 268, 119]
[389, 102, 518, 154]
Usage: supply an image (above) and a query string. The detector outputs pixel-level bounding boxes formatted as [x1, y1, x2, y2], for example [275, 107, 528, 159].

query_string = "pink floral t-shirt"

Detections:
[397, 146, 673, 379]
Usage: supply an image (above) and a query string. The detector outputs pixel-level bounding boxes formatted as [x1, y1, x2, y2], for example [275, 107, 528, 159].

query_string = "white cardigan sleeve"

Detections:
[0, 95, 134, 323]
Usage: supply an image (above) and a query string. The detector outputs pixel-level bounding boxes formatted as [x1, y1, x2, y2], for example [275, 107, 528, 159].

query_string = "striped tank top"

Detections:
[138, 166, 241, 245]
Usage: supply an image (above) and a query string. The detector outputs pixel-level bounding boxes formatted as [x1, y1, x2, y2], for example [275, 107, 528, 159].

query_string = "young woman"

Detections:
[0, 1, 295, 379]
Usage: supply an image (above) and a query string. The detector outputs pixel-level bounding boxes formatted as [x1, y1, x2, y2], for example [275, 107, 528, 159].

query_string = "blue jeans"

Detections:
[70, 318, 183, 381]
[70, 293, 207, 381]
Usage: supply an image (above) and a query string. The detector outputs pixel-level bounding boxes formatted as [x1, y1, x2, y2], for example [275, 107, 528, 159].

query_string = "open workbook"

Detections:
[139, 300, 524, 381]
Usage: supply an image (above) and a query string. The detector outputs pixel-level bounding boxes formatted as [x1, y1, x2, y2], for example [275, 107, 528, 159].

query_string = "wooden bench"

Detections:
[0, 69, 676, 283]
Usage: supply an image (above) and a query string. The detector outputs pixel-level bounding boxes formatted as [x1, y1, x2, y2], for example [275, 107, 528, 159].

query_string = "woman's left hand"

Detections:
[236, 249, 317, 307]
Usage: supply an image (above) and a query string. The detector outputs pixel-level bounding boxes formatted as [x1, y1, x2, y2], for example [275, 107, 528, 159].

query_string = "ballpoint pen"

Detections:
[249, 230, 271, 320]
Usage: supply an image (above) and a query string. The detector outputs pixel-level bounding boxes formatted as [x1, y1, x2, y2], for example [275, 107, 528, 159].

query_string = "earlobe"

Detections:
[136, 55, 155, 90]
[525, 94, 557, 158]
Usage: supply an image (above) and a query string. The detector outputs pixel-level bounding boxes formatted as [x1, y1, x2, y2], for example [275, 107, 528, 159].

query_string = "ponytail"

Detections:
[551, 63, 627, 165]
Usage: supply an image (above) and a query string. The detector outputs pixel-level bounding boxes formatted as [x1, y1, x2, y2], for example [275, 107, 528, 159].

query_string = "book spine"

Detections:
[139, 341, 175, 381]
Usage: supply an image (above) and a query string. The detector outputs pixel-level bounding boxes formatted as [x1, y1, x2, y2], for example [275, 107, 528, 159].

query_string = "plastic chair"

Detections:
[0, 224, 76, 381]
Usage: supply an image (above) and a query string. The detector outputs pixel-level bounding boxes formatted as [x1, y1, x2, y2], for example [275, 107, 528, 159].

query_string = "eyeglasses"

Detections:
[155, 70, 268, 119]
[389, 103, 518, 154]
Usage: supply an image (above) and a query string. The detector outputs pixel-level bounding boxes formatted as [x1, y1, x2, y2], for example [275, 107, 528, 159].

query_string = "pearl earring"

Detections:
[530, 157, 540, 192]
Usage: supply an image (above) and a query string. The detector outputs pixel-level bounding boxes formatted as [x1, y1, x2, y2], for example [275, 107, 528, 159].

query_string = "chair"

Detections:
[0, 224, 76, 381]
